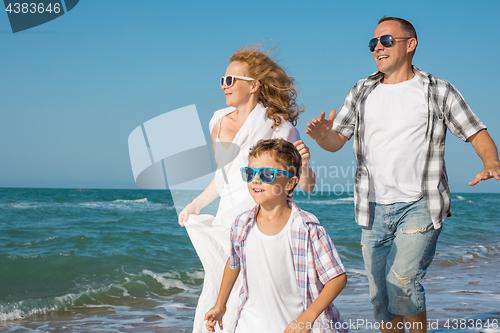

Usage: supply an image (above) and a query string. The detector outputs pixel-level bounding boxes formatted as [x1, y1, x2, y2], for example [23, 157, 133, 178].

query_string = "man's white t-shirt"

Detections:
[362, 75, 427, 204]
[235, 213, 304, 333]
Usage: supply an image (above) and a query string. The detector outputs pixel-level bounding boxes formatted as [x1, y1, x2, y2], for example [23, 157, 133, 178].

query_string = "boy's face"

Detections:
[246, 152, 298, 206]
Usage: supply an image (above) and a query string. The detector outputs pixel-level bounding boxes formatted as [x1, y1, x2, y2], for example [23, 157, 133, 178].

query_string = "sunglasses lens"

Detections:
[220, 77, 224, 87]
[259, 168, 275, 183]
[242, 167, 255, 182]
[368, 38, 378, 52]
[380, 35, 395, 48]
[226, 76, 234, 87]
[368, 35, 396, 52]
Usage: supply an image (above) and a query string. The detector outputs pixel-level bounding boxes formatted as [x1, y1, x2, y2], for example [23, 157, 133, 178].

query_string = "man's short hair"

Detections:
[379, 16, 417, 41]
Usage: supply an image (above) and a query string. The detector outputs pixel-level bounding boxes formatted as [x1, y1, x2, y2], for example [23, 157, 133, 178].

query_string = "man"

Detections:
[306, 16, 500, 333]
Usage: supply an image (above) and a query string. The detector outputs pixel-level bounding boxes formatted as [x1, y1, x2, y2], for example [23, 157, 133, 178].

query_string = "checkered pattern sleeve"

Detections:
[440, 80, 486, 141]
[229, 214, 244, 270]
[310, 225, 346, 285]
[332, 80, 364, 140]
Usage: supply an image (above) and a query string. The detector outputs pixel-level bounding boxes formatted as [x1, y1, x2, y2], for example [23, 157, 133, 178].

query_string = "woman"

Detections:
[179, 46, 315, 332]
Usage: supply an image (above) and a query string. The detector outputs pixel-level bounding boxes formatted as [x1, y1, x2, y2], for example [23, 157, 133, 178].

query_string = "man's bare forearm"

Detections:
[316, 130, 348, 152]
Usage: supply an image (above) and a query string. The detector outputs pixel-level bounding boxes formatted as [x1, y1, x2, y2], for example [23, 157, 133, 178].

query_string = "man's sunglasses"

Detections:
[240, 166, 295, 184]
[368, 35, 410, 52]
[220, 75, 254, 88]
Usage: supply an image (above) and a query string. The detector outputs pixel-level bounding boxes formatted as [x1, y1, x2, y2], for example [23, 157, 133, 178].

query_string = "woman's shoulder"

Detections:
[271, 117, 300, 141]
[209, 106, 236, 134]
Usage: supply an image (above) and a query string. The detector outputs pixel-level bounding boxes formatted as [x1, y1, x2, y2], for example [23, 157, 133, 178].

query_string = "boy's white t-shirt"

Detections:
[235, 213, 304, 333]
[362, 75, 427, 204]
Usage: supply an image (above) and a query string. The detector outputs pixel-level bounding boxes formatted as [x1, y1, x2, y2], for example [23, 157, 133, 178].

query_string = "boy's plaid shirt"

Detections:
[332, 66, 486, 228]
[229, 201, 348, 333]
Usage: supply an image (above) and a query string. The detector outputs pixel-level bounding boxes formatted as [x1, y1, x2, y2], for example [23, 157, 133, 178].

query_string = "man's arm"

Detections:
[204, 258, 240, 332]
[284, 273, 347, 333]
[467, 129, 500, 186]
[305, 110, 349, 152]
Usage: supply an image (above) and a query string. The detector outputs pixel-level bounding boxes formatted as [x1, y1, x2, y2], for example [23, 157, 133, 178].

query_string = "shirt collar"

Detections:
[244, 200, 320, 228]
[367, 65, 432, 85]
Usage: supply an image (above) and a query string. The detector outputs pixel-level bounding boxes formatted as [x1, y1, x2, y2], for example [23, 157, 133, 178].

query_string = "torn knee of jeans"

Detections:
[401, 226, 428, 234]
[392, 269, 410, 287]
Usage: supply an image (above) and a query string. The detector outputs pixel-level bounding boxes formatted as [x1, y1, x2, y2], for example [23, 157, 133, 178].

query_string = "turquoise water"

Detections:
[0, 188, 499, 332]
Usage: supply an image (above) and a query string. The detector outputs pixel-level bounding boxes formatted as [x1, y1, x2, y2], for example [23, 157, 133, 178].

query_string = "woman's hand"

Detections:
[178, 202, 200, 225]
[293, 140, 311, 167]
[293, 140, 316, 193]
[204, 305, 226, 332]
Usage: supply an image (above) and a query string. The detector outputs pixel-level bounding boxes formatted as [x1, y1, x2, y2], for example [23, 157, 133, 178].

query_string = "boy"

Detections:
[205, 139, 348, 333]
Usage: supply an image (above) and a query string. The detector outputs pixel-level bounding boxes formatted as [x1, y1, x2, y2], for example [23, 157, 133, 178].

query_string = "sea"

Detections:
[0, 188, 499, 333]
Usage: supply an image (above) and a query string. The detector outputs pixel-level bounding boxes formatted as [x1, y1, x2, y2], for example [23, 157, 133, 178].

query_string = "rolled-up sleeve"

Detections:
[311, 225, 346, 285]
[443, 81, 486, 142]
[332, 84, 360, 140]
[229, 222, 241, 269]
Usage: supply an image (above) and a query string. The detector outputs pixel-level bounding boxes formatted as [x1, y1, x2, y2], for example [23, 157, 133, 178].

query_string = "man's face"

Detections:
[372, 20, 410, 76]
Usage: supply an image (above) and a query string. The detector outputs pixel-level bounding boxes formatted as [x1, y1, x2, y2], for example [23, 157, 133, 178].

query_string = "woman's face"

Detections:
[221, 61, 255, 109]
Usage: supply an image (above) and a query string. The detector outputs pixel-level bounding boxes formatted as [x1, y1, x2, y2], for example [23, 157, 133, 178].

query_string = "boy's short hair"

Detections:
[249, 139, 302, 194]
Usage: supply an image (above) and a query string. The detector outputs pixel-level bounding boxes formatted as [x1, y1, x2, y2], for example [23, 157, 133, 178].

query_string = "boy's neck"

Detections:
[256, 200, 292, 236]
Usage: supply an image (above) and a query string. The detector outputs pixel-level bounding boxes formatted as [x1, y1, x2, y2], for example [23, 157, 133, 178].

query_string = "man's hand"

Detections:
[468, 129, 500, 186]
[468, 163, 500, 185]
[305, 110, 336, 141]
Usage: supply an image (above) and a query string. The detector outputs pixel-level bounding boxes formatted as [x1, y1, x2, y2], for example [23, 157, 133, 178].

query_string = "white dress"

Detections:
[184, 103, 300, 333]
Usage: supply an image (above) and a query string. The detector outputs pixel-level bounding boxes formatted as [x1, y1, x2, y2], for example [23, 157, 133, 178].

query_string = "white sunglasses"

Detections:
[220, 75, 254, 87]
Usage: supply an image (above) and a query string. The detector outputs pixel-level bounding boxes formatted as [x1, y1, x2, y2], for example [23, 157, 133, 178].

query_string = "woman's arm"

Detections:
[178, 119, 224, 225]
[178, 177, 220, 225]
[293, 140, 316, 193]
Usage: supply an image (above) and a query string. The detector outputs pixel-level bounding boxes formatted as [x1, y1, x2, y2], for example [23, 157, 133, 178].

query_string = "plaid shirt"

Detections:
[333, 66, 486, 228]
[229, 201, 348, 333]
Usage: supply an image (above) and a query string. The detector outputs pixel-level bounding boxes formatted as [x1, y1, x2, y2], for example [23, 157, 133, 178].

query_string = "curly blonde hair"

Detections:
[230, 46, 304, 128]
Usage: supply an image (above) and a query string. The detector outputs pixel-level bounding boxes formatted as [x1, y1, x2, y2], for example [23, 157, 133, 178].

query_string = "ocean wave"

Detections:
[295, 197, 354, 205]
[0, 285, 112, 321]
[80, 199, 173, 211]
[3, 198, 174, 212]
[436, 245, 500, 264]
[346, 268, 367, 277]
[141, 270, 199, 291]
[0, 269, 202, 322]
[4, 236, 59, 248]
[113, 198, 148, 203]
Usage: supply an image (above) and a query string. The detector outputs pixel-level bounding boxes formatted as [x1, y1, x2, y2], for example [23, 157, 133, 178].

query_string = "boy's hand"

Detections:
[284, 312, 315, 333]
[204, 306, 226, 332]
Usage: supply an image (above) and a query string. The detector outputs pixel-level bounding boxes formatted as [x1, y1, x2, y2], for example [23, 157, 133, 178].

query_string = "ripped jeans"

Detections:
[361, 197, 441, 322]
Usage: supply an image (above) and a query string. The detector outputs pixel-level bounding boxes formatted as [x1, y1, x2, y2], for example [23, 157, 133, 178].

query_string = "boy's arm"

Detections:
[284, 273, 347, 333]
[205, 258, 240, 332]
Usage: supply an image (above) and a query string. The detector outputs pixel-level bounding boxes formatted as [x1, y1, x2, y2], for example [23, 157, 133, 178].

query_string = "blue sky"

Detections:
[1, 0, 499, 192]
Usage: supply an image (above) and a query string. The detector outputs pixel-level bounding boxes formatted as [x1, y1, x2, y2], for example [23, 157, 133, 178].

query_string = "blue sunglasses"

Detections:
[240, 166, 295, 183]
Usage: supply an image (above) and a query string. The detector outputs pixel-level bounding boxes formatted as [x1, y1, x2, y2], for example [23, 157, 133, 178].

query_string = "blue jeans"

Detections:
[361, 198, 441, 322]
